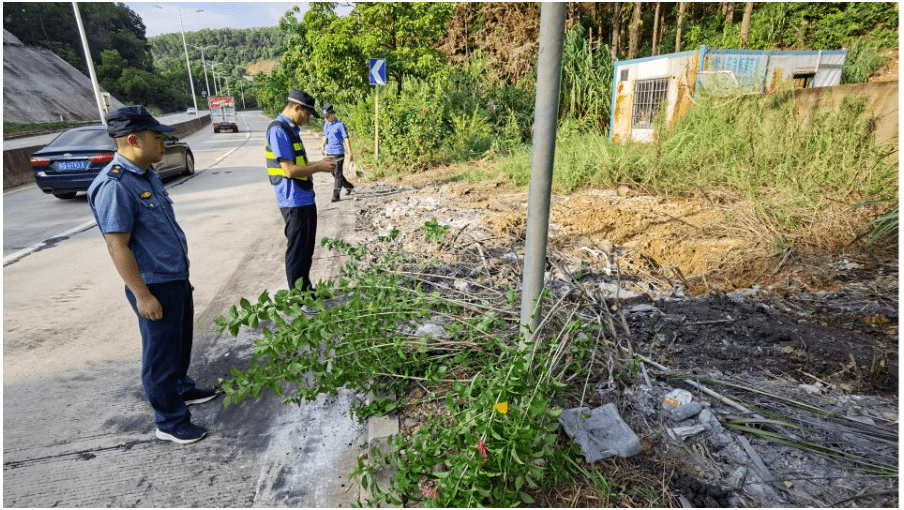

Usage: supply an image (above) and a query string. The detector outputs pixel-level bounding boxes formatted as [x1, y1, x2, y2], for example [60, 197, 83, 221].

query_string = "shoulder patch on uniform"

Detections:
[139, 191, 152, 199]
[107, 165, 124, 179]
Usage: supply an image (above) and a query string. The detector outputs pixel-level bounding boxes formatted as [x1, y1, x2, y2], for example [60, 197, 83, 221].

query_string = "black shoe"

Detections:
[331, 196, 340, 202]
[182, 387, 219, 406]
[301, 304, 322, 316]
[344, 182, 354, 194]
[156, 423, 207, 444]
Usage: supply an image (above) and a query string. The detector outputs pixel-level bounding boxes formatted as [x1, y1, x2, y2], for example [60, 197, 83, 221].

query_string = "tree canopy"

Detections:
[4, 2, 153, 74]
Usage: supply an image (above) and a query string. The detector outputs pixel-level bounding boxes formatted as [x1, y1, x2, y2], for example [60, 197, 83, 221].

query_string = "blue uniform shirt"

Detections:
[87, 152, 190, 284]
[268, 113, 315, 208]
[323, 118, 348, 155]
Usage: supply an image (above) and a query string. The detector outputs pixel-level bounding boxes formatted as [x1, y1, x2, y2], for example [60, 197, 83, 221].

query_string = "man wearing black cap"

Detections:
[320, 103, 355, 202]
[87, 105, 218, 444]
[265, 89, 336, 310]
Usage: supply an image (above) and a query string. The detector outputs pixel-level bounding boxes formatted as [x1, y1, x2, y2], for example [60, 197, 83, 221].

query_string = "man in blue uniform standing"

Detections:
[320, 103, 355, 202]
[265, 89, 336, 310]
[87, 106, 218, 445]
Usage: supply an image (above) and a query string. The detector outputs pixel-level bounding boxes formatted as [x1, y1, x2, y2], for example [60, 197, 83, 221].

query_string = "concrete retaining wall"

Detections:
[793, 80, 898, 147]
[3, 115, 210, 191]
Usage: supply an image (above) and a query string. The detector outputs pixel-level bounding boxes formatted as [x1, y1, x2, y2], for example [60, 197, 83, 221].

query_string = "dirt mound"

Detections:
[246, 59, 279, 76]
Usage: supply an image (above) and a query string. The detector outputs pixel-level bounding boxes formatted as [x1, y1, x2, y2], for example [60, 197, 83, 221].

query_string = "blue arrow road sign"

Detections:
[369, 58, 386, 86]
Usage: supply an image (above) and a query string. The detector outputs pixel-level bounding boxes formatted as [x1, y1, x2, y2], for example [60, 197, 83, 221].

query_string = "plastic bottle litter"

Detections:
[662, 388, 693, 408]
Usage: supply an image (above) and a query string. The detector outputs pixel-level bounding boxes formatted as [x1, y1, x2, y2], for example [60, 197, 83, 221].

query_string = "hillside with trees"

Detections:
[3, 3, 285, 114]
[148, 27, 286, 106]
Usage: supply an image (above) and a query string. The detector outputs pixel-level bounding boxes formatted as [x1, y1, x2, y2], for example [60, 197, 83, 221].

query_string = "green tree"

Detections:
[264, 2, 453, 108]
[97, 49, 128, 87]
[3, 2, 152, 74]
[349, 3, 454, 97]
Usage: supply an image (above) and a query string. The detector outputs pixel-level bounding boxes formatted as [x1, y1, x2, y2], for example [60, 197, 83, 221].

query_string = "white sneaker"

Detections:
[301, 304, 321, 316]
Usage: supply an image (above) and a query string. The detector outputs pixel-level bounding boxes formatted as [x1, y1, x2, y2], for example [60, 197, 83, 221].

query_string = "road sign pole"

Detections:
[370, 58, 386, 160]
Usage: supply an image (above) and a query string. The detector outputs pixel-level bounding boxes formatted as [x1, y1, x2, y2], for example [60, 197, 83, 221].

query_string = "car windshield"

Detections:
[46, 129, 114, 149]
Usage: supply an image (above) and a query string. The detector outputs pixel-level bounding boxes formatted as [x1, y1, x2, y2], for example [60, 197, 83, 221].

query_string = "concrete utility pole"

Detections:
[156, 5, 202, 118]
[518, 2, 566, 344]
[191, 44, 216, 99]
[72, 2, 106, 124]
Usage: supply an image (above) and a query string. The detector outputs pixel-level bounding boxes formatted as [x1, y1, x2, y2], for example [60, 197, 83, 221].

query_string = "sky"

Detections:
[124, 2, 351, 37]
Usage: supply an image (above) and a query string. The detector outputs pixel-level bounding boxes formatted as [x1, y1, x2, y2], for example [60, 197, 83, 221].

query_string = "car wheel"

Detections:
[53, 192, 77, 199]
[182, 153, 195, 176]
[214, 127, 220, 133]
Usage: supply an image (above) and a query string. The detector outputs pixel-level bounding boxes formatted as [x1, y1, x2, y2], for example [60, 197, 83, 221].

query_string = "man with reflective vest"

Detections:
[265, 89, 336, 314]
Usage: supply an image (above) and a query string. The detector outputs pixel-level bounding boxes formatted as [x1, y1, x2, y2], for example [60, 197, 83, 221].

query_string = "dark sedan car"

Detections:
[30, 125, 195, 199]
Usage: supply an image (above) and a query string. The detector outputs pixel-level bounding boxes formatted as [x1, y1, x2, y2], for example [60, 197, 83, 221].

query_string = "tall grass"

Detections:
[559, 26, 614, 131]
[502, 87, 897, 246]
[842, 37, 890, 84]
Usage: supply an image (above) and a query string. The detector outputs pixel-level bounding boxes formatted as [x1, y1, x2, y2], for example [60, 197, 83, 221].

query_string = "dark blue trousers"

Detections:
[125, 280, 196, 433]
[280, 204, 317, 292]
[327, 155, 353, 200]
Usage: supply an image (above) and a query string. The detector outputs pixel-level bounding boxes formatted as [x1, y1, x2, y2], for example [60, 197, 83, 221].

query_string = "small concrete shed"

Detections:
[609, 45, 847, 142]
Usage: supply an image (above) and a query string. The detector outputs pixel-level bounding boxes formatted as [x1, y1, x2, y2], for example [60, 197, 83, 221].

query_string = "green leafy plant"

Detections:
[214, 219, 616, 507]
[421, 217, 451, 242]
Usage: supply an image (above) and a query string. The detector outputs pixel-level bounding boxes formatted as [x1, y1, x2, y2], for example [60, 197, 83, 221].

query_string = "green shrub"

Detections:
[216, 225, 605, 507]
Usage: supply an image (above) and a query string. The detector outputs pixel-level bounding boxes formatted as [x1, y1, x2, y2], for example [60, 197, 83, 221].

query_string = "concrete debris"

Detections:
[413, 323, 446, 339]
[670, 401, 704, 421]
[559, 404, 643, 462]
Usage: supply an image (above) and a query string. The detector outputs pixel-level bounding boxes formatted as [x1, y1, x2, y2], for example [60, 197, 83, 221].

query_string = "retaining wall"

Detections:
[3, 115, 210, 190]
[793, 80, 898, 147]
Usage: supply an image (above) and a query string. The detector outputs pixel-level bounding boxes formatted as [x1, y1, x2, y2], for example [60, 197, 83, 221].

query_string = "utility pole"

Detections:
[155, 5, 202, 118]
[518, 2, 566, 345]
[190, 44, 216, 99]
[72, 2, 106, 124]
[214, 64, 230, 96]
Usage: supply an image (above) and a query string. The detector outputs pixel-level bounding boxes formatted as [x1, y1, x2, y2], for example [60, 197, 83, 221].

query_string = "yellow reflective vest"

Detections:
[265, 120, 312, 189]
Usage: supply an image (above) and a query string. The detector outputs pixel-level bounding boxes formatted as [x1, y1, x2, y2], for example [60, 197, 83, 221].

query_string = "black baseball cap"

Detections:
[105, 105, 175, 138]
[322, 103, 335, 117]
[288, 89, 320, 118]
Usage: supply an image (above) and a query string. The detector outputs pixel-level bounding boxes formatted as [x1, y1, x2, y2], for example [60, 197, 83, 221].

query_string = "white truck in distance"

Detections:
[209, 96, 238, 133]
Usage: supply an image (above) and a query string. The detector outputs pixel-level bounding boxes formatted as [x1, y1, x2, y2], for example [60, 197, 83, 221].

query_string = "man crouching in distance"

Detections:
[87, 105, 219, 445]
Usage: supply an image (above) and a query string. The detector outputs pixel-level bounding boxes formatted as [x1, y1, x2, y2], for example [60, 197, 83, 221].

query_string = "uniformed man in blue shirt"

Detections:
[265, 89, 336, 313]
[320, 103, 355, 202]
[87, 106, 218, 444]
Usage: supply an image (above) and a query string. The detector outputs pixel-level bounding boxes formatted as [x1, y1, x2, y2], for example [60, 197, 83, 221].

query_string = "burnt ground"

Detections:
[345, 166, 898, 508]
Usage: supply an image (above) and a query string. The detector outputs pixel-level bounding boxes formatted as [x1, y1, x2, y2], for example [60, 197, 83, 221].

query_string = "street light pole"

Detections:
[214, 64, 230, 96]
[190, 44, 216, 100]
[211, 67, 219, 96]
[71, 2, 106, 124]
[156, 5, 202, 118]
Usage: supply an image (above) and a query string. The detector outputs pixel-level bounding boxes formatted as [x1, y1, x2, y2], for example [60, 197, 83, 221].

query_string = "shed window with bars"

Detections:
[632, 78, 669, 128]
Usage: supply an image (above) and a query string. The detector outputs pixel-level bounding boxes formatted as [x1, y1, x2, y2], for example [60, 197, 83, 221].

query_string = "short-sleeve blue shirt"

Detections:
[323, 118, 348, 155]
[87, 153, 189, 284]
[268, 113, 315, 208]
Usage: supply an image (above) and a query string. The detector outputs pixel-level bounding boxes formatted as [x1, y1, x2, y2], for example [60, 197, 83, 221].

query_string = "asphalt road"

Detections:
[3, 111, 377, 506]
